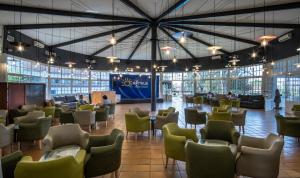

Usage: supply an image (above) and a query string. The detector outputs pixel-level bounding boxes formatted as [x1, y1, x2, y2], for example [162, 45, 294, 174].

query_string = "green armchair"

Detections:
[275, 114, 300, 139]
[212, 105, 231, 112]
[17, 117, 52, 150]
[200, 120, 240, 144]
[162, 123, 198, 167]
[219, 99, 232, 107]
[85, 129, 124, 178]
[125, 112, 150, 140]
[43, 106, 56, 120]
[14, 150, 86, 178]
[185, 141, 235, 178]
[1, 151, 23, 178]
[208, 111, 232, 121]
[79, 104, 95, 111]
[59, 111, 74, 124]
[231, 99, 241, 111]
[130, 107, 150, 117]
[184, 108, 206, 128]
[157, 107, 175, 116]
[193, 96, 203, 106]
[95, 107, 109, 127]
[291, 104, 300, 117]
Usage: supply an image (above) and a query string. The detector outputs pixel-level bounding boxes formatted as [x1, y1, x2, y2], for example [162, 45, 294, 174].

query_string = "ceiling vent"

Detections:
[278, 33, 292, 43]
[211, 55, 222, 60]
[33, 41, 45, 48]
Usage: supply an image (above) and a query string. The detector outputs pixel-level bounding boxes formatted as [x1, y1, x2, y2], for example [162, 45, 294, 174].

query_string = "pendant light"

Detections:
[110, 0, 116, 45]
[229, 0, 239, 67]
[259, 0, 276, 47]
[251, 0, 257, 59]
[47, 0, 55, 64]
[172, 56, 177, 63]
[208, 0, 222, 55]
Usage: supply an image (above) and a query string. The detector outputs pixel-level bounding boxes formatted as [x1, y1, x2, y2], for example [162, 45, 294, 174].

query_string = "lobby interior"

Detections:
[1, 0, 300, 178]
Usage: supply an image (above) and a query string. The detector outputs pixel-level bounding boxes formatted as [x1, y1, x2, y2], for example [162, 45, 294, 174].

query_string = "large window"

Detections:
[91, 71, 110, 91]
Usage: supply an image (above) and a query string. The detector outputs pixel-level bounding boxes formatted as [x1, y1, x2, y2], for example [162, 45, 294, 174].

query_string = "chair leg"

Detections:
[135, 133, 138, 141]
[106, 121, 108, 127]
[126, 131, 128, 139]
[165, 157, 169, 168]
[38, 140, 42, 150]
[242, 126, 245, 134]
[238, 126, 241, 133]
[115, 170, 119, 178]
[148, 130, 150, 139]
[10, 144, 13, 153]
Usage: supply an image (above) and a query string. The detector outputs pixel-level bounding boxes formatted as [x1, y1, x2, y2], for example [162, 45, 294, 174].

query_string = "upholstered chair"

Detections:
[43, 106, 56, 118]
[43, 124, 89, 152]
[107, 103, 116, 119]
[14, 150, 86, 178]
[275, 114, 300, 140]
[154, 111, 179, 133]
[236, 134, 284, 178]
[14, 110, 45, 124]
[21, 104, 37, 112]
[17, 117, 52, 150]
[184, 108, 206, 128]
[0, 123, 15, 156]
[59, 111, 74, 124]
[212, 105, 231, 112]
[0, 109, 8, 124]
[219, 99, 232, 107]
[231, 99, 241, 111]
[8, 109, 28, 124]
[200, 120, 240, 144]
[73, 110, 96, 132]
[130, 107, 150, 118]
[208, 111, 232, 121]
[79, 104, 95, 111]
[291, 104, 300, 117]
[185, 96, 194, 106]
[125, 112, 150, 140]
[157, 107, 175, 116]
[185, 141, 235, 178]
[163, 123, 198, 167]
[95, 106, 109, 127]
[85, 129, 124, 178]
[232, 109, 247, 134]
[193, 96, 203, 106]
[1, 151, 23, 178]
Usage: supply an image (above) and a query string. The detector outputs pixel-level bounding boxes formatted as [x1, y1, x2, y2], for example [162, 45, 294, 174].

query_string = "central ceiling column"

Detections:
[151, 22, 157, 111]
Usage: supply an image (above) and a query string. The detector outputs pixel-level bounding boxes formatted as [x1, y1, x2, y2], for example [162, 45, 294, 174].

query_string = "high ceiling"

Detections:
[0, 0, 300, 61]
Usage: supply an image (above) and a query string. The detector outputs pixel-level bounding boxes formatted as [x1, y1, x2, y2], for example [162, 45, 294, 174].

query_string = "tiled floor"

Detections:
[3, 97, 300, 178]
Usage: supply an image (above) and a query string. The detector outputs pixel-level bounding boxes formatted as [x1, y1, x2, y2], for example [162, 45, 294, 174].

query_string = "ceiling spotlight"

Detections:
[107, 56, 117, 63]
[261, 39, 268, 47]
[172, 57, 177, 63]
[259, 35, 276, 47]
[110, 35, 116, 45]
[271, 61, 275, 66]
[185, 67, 188, 72]
[251, 51, 257, 58]
[17, 43, 24, 52]
[145, 68, 148, 72]
[153, 64, 157, 68]
[179, 33, 186, 44]
[135, 66, 140, 69]
[207, 46, 222, 55]
[161, 46, 173, 55]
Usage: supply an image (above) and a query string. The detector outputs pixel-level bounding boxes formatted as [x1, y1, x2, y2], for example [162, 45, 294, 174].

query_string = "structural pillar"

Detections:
[151, 24, 157, 111]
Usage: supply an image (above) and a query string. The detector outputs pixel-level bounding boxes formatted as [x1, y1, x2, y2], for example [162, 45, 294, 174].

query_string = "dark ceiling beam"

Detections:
[90, 26, 146, 56]
[51, 24, 142, 48]
[164, 26, 230, 55]
[164, 21, 300, 29]
[157, 41, 163, 61]
[159, 27, 197, 60]
[127, 27, 150, 61]
[170, 25, 260, 45]
[119, 0, 152, 21]
[0, 3, 148, 23]
[156, 0, 190, 21]
[5, 21, 143, 30]
[160, 1, 300, 22]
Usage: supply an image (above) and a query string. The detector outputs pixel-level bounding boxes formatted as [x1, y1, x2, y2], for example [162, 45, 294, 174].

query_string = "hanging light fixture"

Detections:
[153, 64, 157, 68]
[107, 56, 118, 63]
[65, 62, 76, 68]
[110, 35, 117, 45]
[114, 66, 118, 72]
[172, 56, 177, 63]
[179, 32, 186, 44]
[110, 0, 116, 45]
[271, 61, 275, 66]
[185, 67, 188, 72]
[251, 51, 257, 58]
[251, 1, 257, 59]
[145, 68, 148, 72]
[259, 0, 276, 47]
[208, 0, 222, 55]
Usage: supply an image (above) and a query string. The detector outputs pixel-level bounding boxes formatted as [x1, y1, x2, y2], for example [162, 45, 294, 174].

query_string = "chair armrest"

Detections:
[240, 146, 273, 158]
[177, 128, 198, 142]
[90, 144, 115, 155]
[18, 122, 38, 129]
[79, 130, 89, 149]
[87, 135, 109, 148]
[139, 116, 150, 122]
[74, 149, 86, 164]
[19, 156, 33, 162]
[230, 128, 240, 144]
[238, 135, 265, 151]
[156, 115, 166, 120]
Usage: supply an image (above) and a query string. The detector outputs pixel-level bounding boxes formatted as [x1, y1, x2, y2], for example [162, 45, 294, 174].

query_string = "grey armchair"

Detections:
[21, 104, 37, 112]
[73, 110, 96, 132]
[236, 134, 284, 178]
[184, 108, 206, 128]
[232, 109, 247, 134]
[0, 124, 15, 156]
[14, 111, 45, 124]
[154, 111, 179, 134]
[43, 124, 89, 152]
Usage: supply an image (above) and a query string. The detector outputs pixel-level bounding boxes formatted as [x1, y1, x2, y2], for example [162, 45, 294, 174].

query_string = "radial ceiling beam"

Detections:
[156, 0, 190, 21]
[119, 0, 152, 21]
[165, 21, 300, 29]
[159, 27, 197, 60]
[157, 41, 163, 61]
[165, 26, 230, 55]
[90, 26, 146, 56]
[170, 25, 260, 45]
[0, 3, 148, 23]
[127, 27, 150, 61]
[160, 1, 300, 22]
[5, 21, 144, 30]
[51, 24, 142, 48]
